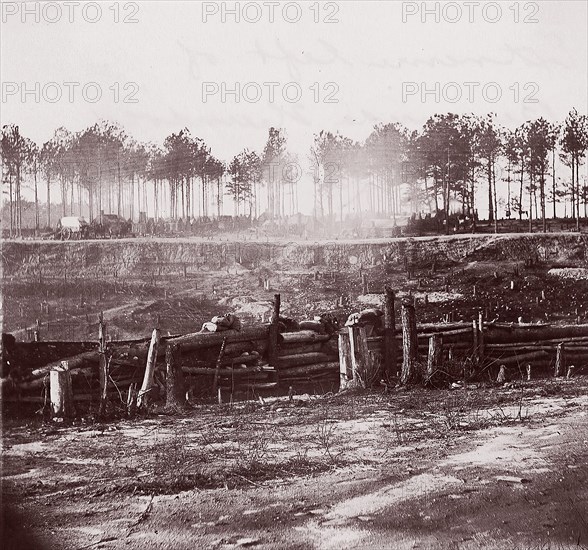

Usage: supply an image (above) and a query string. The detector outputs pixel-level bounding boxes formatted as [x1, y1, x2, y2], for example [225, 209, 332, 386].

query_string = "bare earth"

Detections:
[2, 378, 588, 550]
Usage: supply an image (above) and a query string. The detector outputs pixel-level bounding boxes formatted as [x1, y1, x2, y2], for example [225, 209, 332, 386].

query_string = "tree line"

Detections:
[2, 109, 587, 237]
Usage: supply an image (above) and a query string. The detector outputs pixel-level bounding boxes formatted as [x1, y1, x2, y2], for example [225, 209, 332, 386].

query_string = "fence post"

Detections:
[268, 294, 281, 385]
[554, 343, 565, 377]
[98, 312, 109, 417]
[383, 286, 396, 383]
[426, 334, 442, 384]
[50, 361, 75, 420]
[472, 318, 479, 365]
[477, 310, 485, 363]
[338, 330, 353, 390]
[165, 343, 186, 411]
[400, 297, 418, 386]
[348, 325, 373, 389]
[138, 324, 161, 409]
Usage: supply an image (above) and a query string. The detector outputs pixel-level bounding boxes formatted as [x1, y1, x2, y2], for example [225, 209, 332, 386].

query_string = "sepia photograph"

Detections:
[1, 1, 588, 548]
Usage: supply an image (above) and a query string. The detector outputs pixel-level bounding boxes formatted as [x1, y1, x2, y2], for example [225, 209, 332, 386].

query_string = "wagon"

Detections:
[56, 216, 90, 240]
[90, 214, 132, 238]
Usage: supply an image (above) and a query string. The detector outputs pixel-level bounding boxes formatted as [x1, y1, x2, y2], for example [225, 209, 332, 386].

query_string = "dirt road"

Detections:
[2, 380, 587, 549]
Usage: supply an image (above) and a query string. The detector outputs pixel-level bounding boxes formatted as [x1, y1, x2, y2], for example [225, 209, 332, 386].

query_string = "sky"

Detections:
[1, 0, 588, 213]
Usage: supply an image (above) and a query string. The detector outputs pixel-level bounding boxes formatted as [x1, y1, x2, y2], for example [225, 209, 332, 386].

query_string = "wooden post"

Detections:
[382, 286, 396, 383]
[338, 330, 353, 390]
[212, 338, 228, 401]
[127, 383, 138, 418]
[477, 311, 485, 363]
[165, 343, 186, 411]
[268, 293, 281, 384]
[50, 361, 75, 420]
[98, 312, 109, 417]
[554, 343, 565, 377]
[472, 318, 479, 365]
[348, 325, 373, 388]
[137, 326, 161, 409]
[400, 297, 418, 386]
[497, 365, 507, 384]
[566, 365, 575, 379]
[426, 334, 442, 384]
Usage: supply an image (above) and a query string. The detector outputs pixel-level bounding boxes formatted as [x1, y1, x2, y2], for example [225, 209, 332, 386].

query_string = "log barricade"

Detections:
[4, 317, 588, 411]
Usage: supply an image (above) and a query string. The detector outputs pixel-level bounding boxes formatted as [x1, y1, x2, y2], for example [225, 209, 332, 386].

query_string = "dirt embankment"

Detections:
[2, 233, 587, 279]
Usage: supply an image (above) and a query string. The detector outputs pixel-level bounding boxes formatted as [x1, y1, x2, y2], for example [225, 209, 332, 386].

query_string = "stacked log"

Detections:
[277, 331, 339, 385]
[4, 318, 588, 409]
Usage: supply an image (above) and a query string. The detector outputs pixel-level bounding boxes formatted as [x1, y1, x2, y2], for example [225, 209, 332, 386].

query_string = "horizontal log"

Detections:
[485, 325, 588, 344]
[277, 353, 332, 369]
[171, 327, 271, 349]
[415, 322, 471, 331]
[418, 328, 473, 339]
[18, 366, 96, 391]
[485, 351, 550, 366]
[245, 382, 279, 390]
[486, 337, 588, 349]
[280, 331, 331, 344]
[27, 351, 99, 379]
[278, 362, 340, 377]
[182, 365, 265, 376]
[277, 342, 325, 356]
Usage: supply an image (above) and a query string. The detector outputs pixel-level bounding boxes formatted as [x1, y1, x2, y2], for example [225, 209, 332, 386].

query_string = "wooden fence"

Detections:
[3, 291, 588, 418]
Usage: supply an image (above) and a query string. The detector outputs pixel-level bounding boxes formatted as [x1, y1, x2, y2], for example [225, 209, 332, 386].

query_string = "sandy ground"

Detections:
[2, 379, 588, 550]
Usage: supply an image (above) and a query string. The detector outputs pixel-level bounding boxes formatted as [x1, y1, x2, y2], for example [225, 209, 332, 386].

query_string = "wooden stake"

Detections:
[477, 311, 485, 363]
[497, 365, 507, 384]
[400, 298, 418, 386]
[50, 361, 75, 420]
[338, 330, 353, 390]
[127, 383, 138, 418]
[348, 326, 374, 388]
[472, 318, 479, 365]
[566, 365, 575, 379]
[426, 334, 442, 384]
[268, 294, 281, 384]
[98, 312, 109, 417]
[165, 343, 186, 411]
[554, 343, 565, 377]
[137, 326, 161, 409]
[382, 286, 396, 383]
[212, 337, 228, 400]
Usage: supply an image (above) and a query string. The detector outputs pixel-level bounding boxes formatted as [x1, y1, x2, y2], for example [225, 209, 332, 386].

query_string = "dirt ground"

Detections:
[2, 377, 588, 550]
[3, 233, 588, 342]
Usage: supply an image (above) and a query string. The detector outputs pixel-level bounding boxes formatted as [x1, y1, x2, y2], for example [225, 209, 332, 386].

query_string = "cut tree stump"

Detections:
[165, 343, 186, 411]
[382, 286, 396, 383]
[138, 327, 160, 409]
[400, 298, 418, 386]
[50, 361, 76, 420]
[338, 330, 353, 390]
[426, 334, 442, 385]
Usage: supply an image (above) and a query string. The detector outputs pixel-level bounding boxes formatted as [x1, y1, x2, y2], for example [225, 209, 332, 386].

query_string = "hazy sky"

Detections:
[2, 0, 587, 164]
